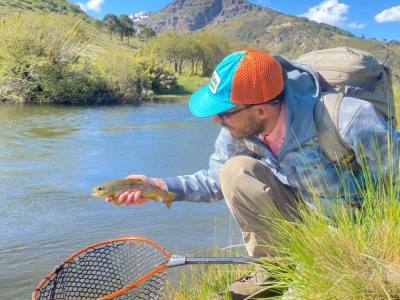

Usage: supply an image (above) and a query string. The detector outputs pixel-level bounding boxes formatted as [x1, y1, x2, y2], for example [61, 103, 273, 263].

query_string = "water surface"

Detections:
[0, 103, 241, 299]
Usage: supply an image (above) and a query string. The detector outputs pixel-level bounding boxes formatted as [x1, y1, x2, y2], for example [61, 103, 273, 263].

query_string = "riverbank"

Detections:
[0, 12, 216, 105]
[153, 75, 209, 102]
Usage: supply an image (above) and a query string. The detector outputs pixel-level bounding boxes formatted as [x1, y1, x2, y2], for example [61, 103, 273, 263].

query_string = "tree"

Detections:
[193, 32, 231, 76]
[103, 14, 119, 41]
[137, 24, 156, 41]
[119, 15, 135, 45]
[147, 32, 231, 75]
[183, 34, 204, 75]
[152, 32, 185, 73]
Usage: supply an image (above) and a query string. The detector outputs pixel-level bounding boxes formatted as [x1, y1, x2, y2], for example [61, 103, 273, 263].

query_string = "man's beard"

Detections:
[222, 116, 265, 139]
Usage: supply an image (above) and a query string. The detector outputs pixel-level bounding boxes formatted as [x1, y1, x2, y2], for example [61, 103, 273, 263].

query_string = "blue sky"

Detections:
[70, 0, 400, 41]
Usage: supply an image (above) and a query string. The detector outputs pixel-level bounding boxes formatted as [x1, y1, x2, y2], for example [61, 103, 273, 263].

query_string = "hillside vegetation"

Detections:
[0, 12, 150, 104]
[0, 10, 231, 104]
[206, 13, 400, 81]
[143, 0, 400, 82]
[0, 0, 399, 104]
[0, 0, 84, 16]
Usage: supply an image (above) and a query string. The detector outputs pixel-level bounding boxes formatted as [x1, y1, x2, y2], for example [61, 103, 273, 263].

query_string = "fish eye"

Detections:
[98, 187, 102, 191]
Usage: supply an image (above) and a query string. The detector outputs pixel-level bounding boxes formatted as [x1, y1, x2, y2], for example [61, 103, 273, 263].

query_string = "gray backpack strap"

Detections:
[315, 93, 355, 165]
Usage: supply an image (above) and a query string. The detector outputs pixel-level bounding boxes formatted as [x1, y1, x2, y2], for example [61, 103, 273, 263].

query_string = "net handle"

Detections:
[98, 256, 257, 299]
[167, 256, 258, 267]
[32, 237, 172, 300]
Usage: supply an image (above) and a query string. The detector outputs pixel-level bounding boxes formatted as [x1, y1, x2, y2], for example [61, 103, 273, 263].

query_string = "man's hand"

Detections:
[105, 175, 167, 207]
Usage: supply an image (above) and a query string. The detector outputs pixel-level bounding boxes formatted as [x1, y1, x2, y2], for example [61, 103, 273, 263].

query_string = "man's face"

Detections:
[212, 105, 265, 139]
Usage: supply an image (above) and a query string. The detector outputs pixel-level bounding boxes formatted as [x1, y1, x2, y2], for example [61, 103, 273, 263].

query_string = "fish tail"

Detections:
[164, 192, 177, 209]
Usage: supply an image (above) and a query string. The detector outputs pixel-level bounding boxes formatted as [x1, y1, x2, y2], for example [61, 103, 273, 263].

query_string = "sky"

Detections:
[70, 0, 400, 41]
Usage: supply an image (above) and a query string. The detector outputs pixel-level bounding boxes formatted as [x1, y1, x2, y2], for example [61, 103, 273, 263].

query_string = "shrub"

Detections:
[0, 12, 156, 104]
[0, 12, 99, 103]
[91, 48, 151, 103]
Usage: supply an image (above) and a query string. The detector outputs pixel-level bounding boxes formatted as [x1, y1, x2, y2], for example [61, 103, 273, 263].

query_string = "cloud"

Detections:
[130, 12, 149, 23]
[78, 0, 104, 13]
[375, 5, 400, 23]
[347, 21, 366, 29]
[301, 0, 348, 28]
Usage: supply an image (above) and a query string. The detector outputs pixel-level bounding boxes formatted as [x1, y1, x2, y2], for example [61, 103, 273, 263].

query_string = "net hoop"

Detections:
[32, 237, 173, 300]
[98, 263, 168, 300]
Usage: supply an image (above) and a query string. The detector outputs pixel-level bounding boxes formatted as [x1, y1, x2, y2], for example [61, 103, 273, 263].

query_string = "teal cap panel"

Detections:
[189, 51, 247, 117]
[189, 85, 237, 117]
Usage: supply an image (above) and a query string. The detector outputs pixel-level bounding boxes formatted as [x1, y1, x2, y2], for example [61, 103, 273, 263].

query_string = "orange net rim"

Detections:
[97, 263, 168, 300]
[32, 236, 173, 300]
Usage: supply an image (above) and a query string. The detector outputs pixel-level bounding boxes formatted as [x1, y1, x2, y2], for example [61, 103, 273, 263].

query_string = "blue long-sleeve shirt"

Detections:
[164, 59, 400, 205]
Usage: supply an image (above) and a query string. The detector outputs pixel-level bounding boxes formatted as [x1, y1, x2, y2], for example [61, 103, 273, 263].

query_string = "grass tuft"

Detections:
[165, 248, 254, 300]
[264, 134, 400, 299]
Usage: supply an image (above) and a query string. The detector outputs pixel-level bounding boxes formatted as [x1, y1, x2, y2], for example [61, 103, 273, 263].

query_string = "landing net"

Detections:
[33, 238, 171, 300]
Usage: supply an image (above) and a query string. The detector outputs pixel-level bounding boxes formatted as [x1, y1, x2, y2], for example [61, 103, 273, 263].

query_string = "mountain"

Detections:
[141, 0, 259, 32]
[0, 0, 85, 17]
[142, 0, 400, 81]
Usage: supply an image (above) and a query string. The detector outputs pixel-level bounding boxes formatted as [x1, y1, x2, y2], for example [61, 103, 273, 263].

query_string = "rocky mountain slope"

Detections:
[142, 0, 400, 81]
[142, 0, 260, 32]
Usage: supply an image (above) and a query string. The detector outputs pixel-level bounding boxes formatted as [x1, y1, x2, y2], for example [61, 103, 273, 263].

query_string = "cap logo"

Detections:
[209, 71, 221, 94]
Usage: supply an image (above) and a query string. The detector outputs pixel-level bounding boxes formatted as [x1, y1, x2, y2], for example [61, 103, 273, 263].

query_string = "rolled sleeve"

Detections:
[163, 127, 253, 202]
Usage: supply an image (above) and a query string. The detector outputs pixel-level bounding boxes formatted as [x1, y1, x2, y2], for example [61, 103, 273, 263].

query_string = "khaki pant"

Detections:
[220, 156, 299, 257]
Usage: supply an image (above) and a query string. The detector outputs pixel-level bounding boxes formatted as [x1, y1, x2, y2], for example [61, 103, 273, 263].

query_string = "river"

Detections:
[0, 103, 242, 299]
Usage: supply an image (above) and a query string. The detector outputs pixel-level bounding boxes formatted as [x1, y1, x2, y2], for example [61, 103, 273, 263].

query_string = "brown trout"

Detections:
[92, 178, 177, 208]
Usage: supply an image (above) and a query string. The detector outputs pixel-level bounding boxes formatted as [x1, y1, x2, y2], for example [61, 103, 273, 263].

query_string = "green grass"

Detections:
[0, 0, 84, 17]
[165, 248, 254, 300]
[395, 84, 400, 126]
[153, 74, 209, 102]
[156, 74, 209, 96]
[264, 180, 400, 299]
[262, 118, 400, 299]
[177, 75, 209, 93]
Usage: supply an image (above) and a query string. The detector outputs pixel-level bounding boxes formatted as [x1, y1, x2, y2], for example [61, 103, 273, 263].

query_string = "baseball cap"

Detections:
[189, 49, 284, 117]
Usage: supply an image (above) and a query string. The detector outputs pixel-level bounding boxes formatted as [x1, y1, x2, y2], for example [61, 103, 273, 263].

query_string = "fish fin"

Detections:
[144, 193, 160, 201]
[164, 192, 177, 209]
[111, 196, 120, 206]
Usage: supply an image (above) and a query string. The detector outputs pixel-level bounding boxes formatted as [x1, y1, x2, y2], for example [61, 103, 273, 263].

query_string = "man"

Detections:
[109, 49, 399, 299]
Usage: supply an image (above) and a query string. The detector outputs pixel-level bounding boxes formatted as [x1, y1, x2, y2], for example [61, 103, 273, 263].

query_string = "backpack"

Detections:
[295, 46, 396, 165]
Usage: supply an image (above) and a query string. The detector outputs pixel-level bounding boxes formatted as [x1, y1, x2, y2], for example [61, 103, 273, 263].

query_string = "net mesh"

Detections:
[34, 240, 169, 300]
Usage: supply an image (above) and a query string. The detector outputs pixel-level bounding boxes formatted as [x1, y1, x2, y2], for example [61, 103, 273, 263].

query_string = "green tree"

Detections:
[119, 15, 135, 45]
[153, 32, 185, 73]
[194, 32, 231, 76]
[147, 32, 231, 75]
[184, 35, 203, 75]
[103, 14, 119, 41]
[137, 24, 156, 41]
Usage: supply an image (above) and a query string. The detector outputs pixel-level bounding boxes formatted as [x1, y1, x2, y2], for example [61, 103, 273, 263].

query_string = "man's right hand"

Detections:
[105, 175, 167, 207]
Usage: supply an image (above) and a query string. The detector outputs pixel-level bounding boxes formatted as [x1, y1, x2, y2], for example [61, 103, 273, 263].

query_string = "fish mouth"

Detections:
[91, 192, 102, 198]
